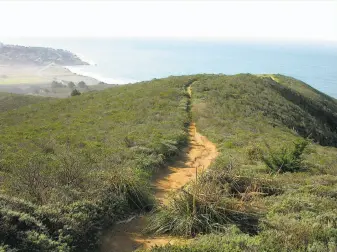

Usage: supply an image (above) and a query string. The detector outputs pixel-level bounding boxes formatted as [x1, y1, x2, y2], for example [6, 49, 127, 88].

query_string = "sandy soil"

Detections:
[100, 86, 218, 252]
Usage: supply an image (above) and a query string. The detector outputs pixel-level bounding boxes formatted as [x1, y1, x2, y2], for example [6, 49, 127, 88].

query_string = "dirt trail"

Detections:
[100, 85, 218, 252]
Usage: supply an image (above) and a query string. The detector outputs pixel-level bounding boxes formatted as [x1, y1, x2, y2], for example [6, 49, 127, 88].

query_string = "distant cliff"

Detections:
[0, 42, 88, 66]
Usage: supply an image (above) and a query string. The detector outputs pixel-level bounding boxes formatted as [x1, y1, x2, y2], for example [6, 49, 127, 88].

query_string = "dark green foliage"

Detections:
[262, 140, 309, 173]
[0, 191, 140, 251]
[0, 196, 69, 251]
[70, 89, 81, 96]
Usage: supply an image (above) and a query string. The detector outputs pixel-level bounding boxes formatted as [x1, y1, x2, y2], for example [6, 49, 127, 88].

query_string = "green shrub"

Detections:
[0, 206, 69, 251]
[70, 89, 81, 96]
[262, 140, 309, 173]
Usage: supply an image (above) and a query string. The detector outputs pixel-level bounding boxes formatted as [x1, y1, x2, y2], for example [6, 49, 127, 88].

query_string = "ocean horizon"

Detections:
[3, 38, 337, 98]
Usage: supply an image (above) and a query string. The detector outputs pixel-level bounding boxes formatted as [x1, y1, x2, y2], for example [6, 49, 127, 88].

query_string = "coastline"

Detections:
[0, 64, 100, 86]
[64, 65, 138, 85]
[0, 64, 117, 97]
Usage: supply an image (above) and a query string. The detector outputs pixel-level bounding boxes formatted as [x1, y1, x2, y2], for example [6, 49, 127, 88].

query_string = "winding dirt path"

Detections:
[100, 85, 218, 252]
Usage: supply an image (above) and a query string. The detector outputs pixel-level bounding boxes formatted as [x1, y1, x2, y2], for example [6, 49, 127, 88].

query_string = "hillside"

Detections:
[0, 76, 194, 251]
[145, 74, 337, 252]
[0, 74, 336, 251]
[191, 74, 337, 147]
[0, 42, 88, 66]
[0, 92, 51, 112]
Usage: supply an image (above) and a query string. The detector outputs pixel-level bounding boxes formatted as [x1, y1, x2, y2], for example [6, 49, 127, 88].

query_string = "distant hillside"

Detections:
[0, 42, 88, 66]
[0, 92, 51, 112]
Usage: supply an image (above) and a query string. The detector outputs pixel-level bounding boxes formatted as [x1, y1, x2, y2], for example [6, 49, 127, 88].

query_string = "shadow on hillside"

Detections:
[264, 77, 337, 147]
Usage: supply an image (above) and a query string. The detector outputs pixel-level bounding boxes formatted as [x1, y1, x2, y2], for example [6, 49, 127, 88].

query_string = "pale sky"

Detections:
[0, 1, 336, 43]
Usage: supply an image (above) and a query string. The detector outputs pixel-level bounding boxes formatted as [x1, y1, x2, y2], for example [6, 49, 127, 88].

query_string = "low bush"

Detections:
[70, 89, 81, 96]
[262, 140, 309, 173]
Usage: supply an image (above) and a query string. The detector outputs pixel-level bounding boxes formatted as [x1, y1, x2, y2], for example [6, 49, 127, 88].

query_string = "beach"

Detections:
[0, 64, 103, 95]
[0, 64, 100, 86]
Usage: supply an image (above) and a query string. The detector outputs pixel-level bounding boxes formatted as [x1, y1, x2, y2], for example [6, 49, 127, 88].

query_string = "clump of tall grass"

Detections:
[146, 170, 263, 236]
[101, 166, 154, 211]
[146, 190, 257, 237]
[146, 152, 289, 238]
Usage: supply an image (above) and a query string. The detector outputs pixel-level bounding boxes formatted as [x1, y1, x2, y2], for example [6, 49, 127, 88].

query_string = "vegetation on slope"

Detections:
[146, 74, 337, 252]
[1, 74, 336, 251]
[0, 76, 195, 251]
[0, 92, 51, 112]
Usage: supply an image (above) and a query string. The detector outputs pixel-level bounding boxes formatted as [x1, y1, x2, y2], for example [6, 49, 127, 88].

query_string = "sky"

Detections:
[0, 1, 336, 43]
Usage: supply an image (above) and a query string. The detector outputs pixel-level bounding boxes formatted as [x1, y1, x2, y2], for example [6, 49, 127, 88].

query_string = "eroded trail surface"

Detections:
[153, 123, 218, 205]
[100, 86, 218, 252]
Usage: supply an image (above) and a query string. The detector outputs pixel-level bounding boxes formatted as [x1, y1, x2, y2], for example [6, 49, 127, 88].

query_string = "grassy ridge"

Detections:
[0, 76, 194, 251]
[147, 74, 337, 251]
[1, 74, 336, 251]
[193, 74, 337, 147]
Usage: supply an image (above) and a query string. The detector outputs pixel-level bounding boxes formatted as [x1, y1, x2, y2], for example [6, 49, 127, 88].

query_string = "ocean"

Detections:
[3, 38, 337, 98]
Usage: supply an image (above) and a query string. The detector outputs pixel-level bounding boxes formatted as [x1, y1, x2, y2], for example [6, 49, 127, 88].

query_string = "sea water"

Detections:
[3, 38, 337, 98]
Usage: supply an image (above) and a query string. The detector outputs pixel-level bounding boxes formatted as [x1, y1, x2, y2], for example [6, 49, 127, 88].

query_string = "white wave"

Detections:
[65, 66, 138, 85]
